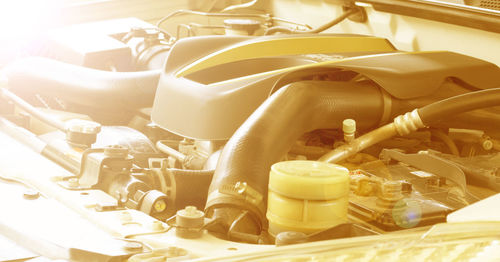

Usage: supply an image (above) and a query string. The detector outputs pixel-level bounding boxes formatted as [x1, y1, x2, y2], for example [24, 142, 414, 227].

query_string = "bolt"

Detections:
[104, 145, 129, 158]
[482, 139, 493, 150]
[152, 221, 164, 231]
[178, 206, 204, 219]
[123, 241, 143, 252]
[176, 205, 205, 235]
[23, 189, 40, 200]
[378, 180, 404, 203]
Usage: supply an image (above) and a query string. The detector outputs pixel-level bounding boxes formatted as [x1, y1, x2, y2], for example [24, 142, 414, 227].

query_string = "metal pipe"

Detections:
[156, 140, 187, 163]
[318, 123, 399, 163]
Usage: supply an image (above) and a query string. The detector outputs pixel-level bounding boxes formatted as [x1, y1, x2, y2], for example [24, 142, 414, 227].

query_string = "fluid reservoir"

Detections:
[266, 160, 349, 236]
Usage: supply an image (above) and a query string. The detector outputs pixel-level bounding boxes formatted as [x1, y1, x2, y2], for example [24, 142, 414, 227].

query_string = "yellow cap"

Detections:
[267, 160, 350, 236]
[269, 160, 349, 200]
[343, 119, 356, 134]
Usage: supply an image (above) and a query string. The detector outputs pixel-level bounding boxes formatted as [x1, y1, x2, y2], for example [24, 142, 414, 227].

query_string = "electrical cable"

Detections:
[156, 9, 271, 29]
[430, 129, 460, 156]
[264, 8, 358, 35]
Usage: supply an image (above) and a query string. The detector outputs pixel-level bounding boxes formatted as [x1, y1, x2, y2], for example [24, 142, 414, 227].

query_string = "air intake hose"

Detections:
[4, 57, 160, 109]
[205, 80, 395, 236]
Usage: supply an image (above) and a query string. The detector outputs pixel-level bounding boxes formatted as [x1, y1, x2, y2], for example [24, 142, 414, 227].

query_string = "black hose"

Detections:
[418, 87, 500, 125]
[168, 168, 214, 211]
[4, 57, 160, 109]
[205, 80, 388, 234]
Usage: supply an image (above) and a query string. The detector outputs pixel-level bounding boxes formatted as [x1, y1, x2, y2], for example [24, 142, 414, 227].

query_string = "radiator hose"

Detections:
[4, 57, 160, 109]
[205, 80, 393, 237]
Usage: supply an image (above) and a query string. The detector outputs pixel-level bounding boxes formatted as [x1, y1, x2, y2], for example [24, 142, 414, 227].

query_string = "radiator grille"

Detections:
[480, 0, 500, 11]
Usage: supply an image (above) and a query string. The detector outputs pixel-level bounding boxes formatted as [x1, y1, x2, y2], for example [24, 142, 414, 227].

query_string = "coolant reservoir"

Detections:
[267, 160, 349, 236]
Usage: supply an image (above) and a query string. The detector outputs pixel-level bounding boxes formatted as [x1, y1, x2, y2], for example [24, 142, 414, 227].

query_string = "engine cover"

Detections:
[151, 34, 500, 140]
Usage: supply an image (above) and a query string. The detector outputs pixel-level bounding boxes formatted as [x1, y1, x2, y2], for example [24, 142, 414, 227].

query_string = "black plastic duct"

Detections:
[168, 168, 214, 211]
[4, 57, 160, 109]
[205, 80, 392, 235]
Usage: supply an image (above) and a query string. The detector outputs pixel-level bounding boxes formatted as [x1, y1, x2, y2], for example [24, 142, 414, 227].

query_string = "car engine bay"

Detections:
[1, 0, 500, 261]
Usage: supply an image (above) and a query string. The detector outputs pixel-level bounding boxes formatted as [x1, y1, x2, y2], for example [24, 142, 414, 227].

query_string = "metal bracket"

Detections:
[78, 148, 133, 188]
[379, 149, 479, 204]
[343, 2, 368, 23]
[380, 149, 467, 194]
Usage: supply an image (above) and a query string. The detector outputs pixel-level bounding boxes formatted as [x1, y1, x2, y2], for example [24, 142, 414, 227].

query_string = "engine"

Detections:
[1, 1, 500, 260]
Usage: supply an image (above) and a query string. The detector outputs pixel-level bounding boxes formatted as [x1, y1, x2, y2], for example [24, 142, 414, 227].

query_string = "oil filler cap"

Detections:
[267, 160, 349, 237]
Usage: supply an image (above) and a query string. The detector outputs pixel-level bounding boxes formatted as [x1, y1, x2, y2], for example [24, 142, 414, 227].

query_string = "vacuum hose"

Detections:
[205, 80, 391, 235]
[418, 87, 500, 124]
